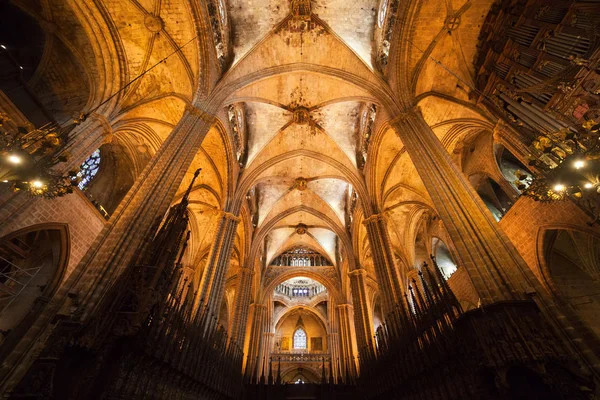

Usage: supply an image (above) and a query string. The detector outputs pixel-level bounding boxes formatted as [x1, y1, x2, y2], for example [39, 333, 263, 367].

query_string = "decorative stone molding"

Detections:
[144, 15, 164, 33]
[362, 213, 384, 225]
[221, 211, 241, 223]
[186, 104, 216, 124]
[296, 224, 307, 235]
[294, 177, 308, 190]
[292, 108, 311, 124]
[348, 269, 368, 277]
[291, 0, 311, 19]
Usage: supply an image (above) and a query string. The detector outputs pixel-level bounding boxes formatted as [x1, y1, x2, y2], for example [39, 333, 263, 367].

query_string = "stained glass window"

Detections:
[77, 149, 101, 190]
[293, 327, 307, 349]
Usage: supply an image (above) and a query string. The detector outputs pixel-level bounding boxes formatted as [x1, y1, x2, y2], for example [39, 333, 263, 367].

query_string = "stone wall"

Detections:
[0, 190, 106, 279]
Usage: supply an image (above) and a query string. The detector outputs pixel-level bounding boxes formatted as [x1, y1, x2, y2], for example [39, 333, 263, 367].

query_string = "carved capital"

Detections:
[89, 112, 114, 143]
[388, 106, 422, 127]
[348, 269, 368, 277]
[336, 303, 353, 312]
[362, 213, 384, 225]
[221, 211, 241, 223]
[250, 303, 267, 311]
[186, 103, 216, 124]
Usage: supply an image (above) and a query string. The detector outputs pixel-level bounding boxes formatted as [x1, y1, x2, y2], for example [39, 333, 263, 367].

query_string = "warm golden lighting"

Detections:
[573, 160, 586, 169]
[584, 183, 594, 189]
[553, 184, 566, 192]
[31, 180, 44, 189]
[7, 154, 21, 164]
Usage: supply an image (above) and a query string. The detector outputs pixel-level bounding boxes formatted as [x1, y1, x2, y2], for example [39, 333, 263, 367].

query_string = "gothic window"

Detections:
[77, 149, 101, 190]
[293, 327, 307, 349]
[218, 0, 227, 26]
[378, 0, 389, 28]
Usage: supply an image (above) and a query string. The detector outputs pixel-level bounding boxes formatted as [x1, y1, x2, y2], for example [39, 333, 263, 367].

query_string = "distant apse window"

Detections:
[77, 149, 101, 190]
[293, 327, 307, 349]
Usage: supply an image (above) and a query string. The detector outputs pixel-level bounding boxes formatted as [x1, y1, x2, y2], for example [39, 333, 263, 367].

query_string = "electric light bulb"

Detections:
[553, 184, 566, 192]
[573, 160, 586, 169]
[0, 45, 6, 50]
[7, 154, 21, 164]
[584, 183, 594, 189]
[2, 180, 7, 183]
[31, 180, 44, 189]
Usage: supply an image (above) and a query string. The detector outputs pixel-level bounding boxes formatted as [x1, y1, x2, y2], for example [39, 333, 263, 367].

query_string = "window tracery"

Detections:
[77, 149, 101, 190]
[293, 327, 307, 349]
[270, 247, 332, 267]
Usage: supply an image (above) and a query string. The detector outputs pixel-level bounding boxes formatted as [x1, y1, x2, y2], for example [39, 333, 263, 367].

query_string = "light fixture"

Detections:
[574, 160, 586, 169]
[8, 154, 21, 164]
[553, 184, 566, 192]
[1, 114, 85, 198]
[585, 183, 594, 189]
[0, 45, 6, 50]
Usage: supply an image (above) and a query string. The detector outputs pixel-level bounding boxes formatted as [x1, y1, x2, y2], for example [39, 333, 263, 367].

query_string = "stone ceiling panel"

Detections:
[306, 178, 348, 225]
[309, 227, 337, 262]
[260, 189, 342, 231]
[248, 157, 348, 182]
[256, 181, 293, 226]
[245, 102, 293, 165]
[311, 102, 362, 167]
[226, 0, 291, 65]
[227, 73, 375, 109]
[265, 227, 297, 262]
[312, 0, 378, 68]
[268, 232, 333, 264]
[245, 123, 356, 177]
[222, 16, 380, 91]
[273, 211, 332, 230]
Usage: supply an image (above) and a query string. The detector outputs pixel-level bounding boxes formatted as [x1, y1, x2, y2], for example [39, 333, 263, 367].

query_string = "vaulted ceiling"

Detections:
[196, 0, 495, 297]
[8, 0, 499, 299]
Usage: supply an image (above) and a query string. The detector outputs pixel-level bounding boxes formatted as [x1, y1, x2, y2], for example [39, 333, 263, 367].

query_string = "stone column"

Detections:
[75, 109, 217, 314]
[336, 304, 356, 377]
[491, 120, 528, 165]
[328, 332, 340, 382]
[244, 303, 266, 382]
[0, 106, 217, 390]
[348, 269, 374, 363]
[390, 109, 524, 303]
[197, 211, 241, 316]
[230, 267, 254, 348]
[62, 113, 113, 169]
[362, 215, 403, 314]
[260, 332, 275, 380]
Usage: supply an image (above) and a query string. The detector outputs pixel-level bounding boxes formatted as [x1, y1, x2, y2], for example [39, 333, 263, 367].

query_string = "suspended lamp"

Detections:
[0, 112, 87, 198]
[515, 120, 600, 223]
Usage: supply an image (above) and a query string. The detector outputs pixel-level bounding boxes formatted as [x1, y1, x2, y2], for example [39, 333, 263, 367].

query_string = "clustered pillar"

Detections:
[348, 269, 374, 363]
[390, 108, 526, 304]
[362, 214, 403, 315]
[230, 267, 254, 349]
[336, 304, 357, 378]
[244, 303, 266, 382]
[197, 211, 241, 316]
[73, 107, 216, 319]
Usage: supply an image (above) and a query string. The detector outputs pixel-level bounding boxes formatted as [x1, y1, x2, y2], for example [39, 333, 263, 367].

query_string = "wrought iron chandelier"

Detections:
[0, 112, 86, 198]
[515, 120, 600, 223]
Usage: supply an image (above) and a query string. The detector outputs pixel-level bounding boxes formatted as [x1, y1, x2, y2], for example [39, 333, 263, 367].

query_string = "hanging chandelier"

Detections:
[515, 119, 600, 223]
[0, 112, 86, 198]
